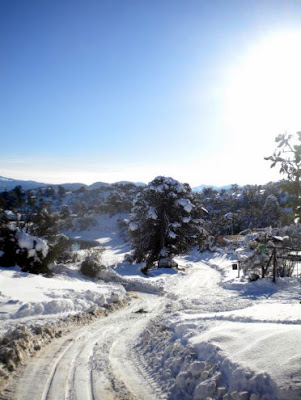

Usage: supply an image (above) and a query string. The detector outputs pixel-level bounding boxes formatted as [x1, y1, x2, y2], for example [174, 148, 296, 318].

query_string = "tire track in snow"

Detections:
[1, 293, 167, 400]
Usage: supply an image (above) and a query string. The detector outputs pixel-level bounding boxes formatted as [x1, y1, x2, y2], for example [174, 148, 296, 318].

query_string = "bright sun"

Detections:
[225, 31, 301, 147]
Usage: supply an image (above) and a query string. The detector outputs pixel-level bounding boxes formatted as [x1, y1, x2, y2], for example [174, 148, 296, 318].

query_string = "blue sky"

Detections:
[1, 0, 301, 186]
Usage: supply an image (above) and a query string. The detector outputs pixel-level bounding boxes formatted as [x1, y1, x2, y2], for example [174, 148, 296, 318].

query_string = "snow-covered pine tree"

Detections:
[128, 176, 205, 268]
[262, 194, 281, 227]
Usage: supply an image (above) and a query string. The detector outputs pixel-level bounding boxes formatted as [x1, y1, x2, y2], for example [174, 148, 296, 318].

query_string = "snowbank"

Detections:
[137, 318, 279, 400]
[0, 266, 127, 333]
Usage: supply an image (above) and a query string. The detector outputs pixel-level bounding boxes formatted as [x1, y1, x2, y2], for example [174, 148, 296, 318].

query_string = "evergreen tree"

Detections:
[129, 176, 205, 268]
[58, 185, 66, 200]
[263, 194, 281, 227]
[60, 205, 74, 229]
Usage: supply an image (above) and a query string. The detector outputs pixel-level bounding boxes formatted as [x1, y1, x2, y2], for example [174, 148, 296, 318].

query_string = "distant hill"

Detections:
[192, 184, 233, 192]
[113, 181, 146, 187]
[0, 176, 48, 191]
[0, 176, 146, 192]
[59, 183, 88, 191]
[1, 175, 237, 193]
[88, 182, 111, 190]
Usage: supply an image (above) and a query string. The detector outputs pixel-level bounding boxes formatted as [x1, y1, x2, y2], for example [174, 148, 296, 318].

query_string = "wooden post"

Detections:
[263, 253, 273, 278]
[272, 247, 277, 283]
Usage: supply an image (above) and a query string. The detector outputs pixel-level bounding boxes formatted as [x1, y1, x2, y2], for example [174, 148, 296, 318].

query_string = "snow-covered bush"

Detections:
[47, 234, 71, 264]
[0, 224, 50, 274]
[59, 204, 74, 229]
[30, 208, 59, 240]
[239, 248, 270, 279]
[105, 189, 132, 215]
[80, 249, 105, 278]
[239, 228, 298, 280]
[129, 176, 206, 268]
[0, 212, 71, 274]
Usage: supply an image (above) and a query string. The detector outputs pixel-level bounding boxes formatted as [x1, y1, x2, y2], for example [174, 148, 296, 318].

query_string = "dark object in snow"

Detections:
[158, 258, 178, 268]
[232, 263, 238, 270]
[123, 253, 134, 263]
[141, 266, 149, 276]
[249, 273, 260, 282]
[134, 308, 148, 314]
[287, 252, 301, 262]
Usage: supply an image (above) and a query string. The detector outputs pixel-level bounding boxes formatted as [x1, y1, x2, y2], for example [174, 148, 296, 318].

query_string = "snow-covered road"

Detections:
[1, 293, 167, 400]
[164, 256, 251, 312]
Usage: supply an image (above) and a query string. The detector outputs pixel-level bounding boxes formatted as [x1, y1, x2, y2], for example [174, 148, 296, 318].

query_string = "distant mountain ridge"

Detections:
[0, 176, 234, 192]
[0, 176, 147, 192]
[0, 176, 48, 191]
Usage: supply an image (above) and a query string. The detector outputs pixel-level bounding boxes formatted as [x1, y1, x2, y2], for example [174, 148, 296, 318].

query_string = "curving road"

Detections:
[2, 294, 167, 400]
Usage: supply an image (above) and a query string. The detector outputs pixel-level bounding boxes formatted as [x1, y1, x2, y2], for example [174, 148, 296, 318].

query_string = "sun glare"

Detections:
[225, 32, 301, 147]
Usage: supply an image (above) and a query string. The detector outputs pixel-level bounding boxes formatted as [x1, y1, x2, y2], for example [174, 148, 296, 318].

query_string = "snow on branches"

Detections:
[128, 176, 206, 268]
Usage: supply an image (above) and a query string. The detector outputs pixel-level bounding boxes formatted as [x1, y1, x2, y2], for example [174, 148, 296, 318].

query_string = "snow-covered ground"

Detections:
[147, 251, 301, 399]
[0, 266, 126, 332]
[1, 214, 301, 399]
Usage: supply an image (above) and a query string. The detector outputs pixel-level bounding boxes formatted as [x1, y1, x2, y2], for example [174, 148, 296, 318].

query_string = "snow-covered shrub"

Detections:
[105, 190, 131, 215]
[80, 249, 105, 278]
[30, 208, 59, 240]
[0, 213, 72, 274]
[129, 176, 206, 268]
[47, 234, 71, 264]
[0, 224, 50, 274]
[239, 228, 299, 280]
[59, 204, 74, 229]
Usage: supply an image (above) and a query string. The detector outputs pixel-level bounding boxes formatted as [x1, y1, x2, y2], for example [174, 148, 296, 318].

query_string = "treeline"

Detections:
[0, 178, 295, 274]
[0, 182, 142, 218]
[196, 181, 294, 235]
